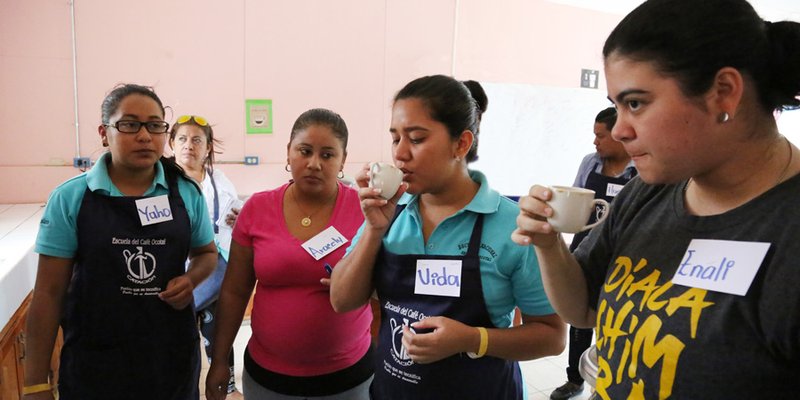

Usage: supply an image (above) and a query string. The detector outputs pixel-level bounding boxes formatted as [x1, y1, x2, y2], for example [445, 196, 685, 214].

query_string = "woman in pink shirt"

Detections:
[206, 109, 372, 399]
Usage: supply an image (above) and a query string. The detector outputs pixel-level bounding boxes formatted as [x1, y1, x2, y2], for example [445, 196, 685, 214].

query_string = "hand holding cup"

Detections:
[513, 185, 609, 249]
[356, 162, 406, 232]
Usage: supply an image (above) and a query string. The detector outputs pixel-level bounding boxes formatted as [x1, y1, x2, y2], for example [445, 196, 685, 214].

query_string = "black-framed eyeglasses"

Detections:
[105, 120, 170, 134]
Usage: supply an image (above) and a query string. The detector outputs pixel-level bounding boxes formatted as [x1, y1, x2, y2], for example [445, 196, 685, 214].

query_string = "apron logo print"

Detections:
[390, 318, 414, 367]
[123, 246, 157, 284]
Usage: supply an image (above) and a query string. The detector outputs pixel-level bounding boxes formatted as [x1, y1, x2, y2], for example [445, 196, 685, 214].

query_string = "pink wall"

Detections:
[0, 0, 624, 203]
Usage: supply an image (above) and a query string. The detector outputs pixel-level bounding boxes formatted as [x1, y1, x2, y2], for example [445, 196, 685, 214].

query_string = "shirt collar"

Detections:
[86, 152, 168, 195]
[593, 153, 637, 175]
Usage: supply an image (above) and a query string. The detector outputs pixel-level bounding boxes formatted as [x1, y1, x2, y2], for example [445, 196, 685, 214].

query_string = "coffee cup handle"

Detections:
[368, 162, 379, 188]
[581, 199, 610, 231]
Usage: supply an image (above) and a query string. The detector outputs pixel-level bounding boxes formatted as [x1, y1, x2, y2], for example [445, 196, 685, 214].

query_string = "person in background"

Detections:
[169, 115, 243, 399]
[330, 75, 565, 400]
[206, 108, 372, 400]
[24, 84, 217, 400]
[550, 107, 636, 400]
[513, 0, 800, 398]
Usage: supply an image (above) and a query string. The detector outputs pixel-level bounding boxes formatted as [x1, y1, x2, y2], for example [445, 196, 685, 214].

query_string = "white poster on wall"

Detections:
[472, 82, 612, 197]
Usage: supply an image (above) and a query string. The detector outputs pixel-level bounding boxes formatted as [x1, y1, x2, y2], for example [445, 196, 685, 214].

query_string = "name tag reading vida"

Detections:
[135, 195, 173, 226]
[301, 226, 348, 260]
[414, 259, 462, 298]
[606, 183, 625, 197]
[671, 239, 770, 296]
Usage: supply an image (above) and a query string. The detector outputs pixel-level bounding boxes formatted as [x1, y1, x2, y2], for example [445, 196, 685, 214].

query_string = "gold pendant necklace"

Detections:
[290, 183, 337, 228]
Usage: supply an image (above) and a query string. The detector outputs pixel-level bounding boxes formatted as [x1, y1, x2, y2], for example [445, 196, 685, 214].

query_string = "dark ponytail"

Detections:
[764, 21, 800, 110]
[100, 83, 199, 193]
[461, 80, 489, 163]
[603, 0, 800, 113]
[394, 75, 481, 162]
[101, 83, 165, 124]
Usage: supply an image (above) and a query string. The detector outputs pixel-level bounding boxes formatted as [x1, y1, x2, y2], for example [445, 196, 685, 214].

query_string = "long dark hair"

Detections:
[394, 75, 482, 162]
[289, 108, 349, 151]
[603, 0, 800, 112]
[101, 83, 197, 191]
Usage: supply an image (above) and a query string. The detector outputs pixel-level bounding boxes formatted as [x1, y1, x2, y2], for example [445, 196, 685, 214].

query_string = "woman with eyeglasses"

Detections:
[168, 115, 243, 399]
[23, 84, 217, 400]
[206, 109, 373, 400]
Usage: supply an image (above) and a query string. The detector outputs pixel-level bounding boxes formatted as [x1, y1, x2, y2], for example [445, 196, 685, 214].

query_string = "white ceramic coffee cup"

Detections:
[546, 186, 610, 233]
[368, 162, 403, 199]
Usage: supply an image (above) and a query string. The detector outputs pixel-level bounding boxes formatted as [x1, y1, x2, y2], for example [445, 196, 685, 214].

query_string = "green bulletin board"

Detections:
[246, 99, 272, 134]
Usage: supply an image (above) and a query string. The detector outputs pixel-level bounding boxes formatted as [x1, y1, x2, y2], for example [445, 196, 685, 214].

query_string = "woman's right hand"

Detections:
[511, 184, 560, 248]
[225, 207, 240, 227]
[355, 163, 406, 231]
[205, 361, 231, 400]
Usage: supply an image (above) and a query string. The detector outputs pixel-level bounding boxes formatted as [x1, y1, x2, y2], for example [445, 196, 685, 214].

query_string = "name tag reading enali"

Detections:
[135, 195, 173, 226]
[671, 239, 770, 296]
[414, 259, 462, 297]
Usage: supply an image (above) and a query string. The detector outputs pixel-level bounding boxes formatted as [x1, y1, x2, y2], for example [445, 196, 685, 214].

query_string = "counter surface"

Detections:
[0, 203, 44, 328]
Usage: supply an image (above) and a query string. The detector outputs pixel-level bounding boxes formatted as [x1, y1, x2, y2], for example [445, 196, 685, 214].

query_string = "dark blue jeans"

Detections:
[566, 326, 593, 384]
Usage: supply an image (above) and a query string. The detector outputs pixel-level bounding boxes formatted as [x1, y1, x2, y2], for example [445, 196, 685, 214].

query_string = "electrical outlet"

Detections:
[244, 156, 259, 165]
[73, 157, 91, 168]
[580, 69, 599, 89]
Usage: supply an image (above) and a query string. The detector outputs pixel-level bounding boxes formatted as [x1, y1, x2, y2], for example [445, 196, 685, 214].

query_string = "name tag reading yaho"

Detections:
[606, 183, 625, 197]
[301, 226, 348, 260]
[414, 260, 462, 297]
[136, 195, 173, 226]
[671, 239, 770, 296]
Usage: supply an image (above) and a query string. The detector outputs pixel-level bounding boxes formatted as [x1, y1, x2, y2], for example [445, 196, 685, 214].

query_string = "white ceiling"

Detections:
[545, 0, 800, 21]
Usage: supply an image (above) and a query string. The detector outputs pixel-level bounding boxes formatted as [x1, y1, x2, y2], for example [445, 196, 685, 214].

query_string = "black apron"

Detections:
[569, 168, 636, 251]
[371, 206, 523, 400]
[59, 168, 200, 400]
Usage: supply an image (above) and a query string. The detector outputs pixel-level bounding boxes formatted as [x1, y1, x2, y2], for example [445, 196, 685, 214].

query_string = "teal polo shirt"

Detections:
[349, 170, 554, 328]
[36, 152, 215, 259]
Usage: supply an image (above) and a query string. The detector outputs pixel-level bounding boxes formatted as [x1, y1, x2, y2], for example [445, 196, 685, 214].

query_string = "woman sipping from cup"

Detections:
[513, 0, 800, 398]
[330, 75, 565, 399]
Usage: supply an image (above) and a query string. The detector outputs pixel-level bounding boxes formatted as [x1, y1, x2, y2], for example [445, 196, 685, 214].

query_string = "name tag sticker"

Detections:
[606, 183, 625, 197]
[135, 195, 173, 226]
[414, 259, 462, 297]
[671, 239, 770, 296]
[301, 226, 348, 260]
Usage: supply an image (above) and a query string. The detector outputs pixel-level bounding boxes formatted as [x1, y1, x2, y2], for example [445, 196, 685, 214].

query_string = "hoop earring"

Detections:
[337, 170, 345, 179]
[285, 164, 291, 172]
[717, 112, 730, 123]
